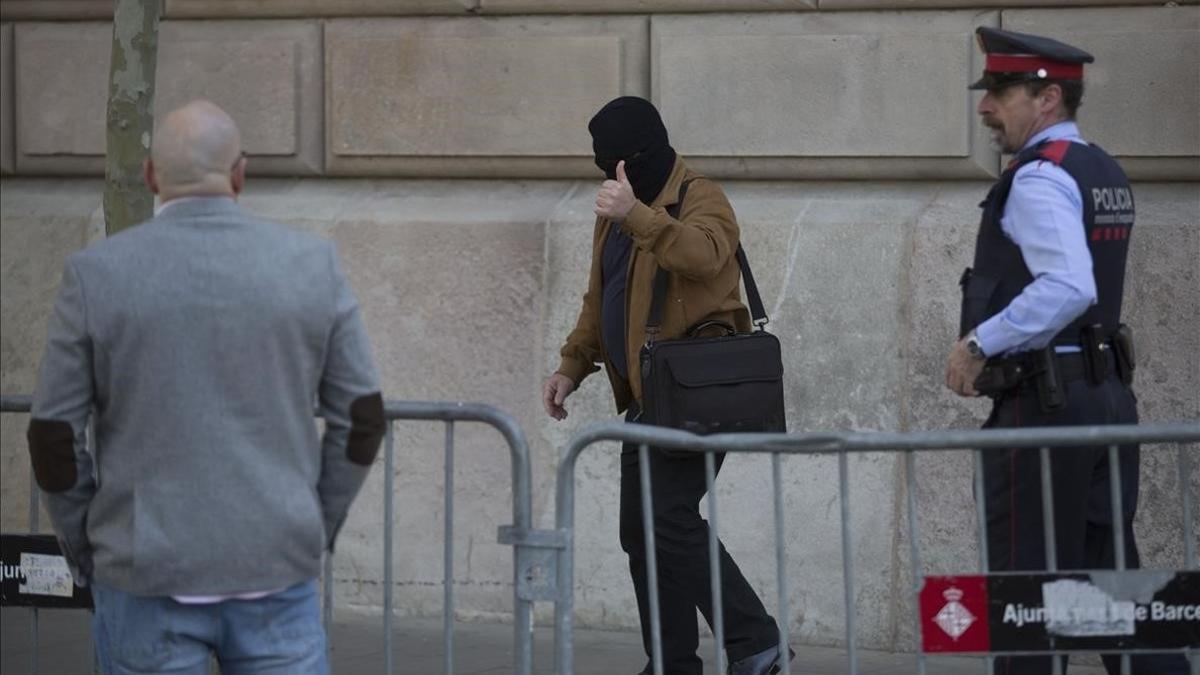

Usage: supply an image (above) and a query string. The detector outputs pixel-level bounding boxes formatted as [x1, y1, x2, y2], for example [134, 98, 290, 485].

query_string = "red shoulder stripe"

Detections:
[1038, 139, 1071, 166]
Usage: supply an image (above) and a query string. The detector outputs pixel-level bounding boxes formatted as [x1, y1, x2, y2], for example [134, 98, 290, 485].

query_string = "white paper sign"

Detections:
[1043, 578, 1136, 637]
[18, 553, 75, 598]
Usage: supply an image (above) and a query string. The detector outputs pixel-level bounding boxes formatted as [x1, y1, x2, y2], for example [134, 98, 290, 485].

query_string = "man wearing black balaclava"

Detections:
[543, 96, 790, 675]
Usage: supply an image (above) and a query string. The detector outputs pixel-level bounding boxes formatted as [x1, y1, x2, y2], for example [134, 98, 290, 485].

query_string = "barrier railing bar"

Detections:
[444, 421, 455, 675]
[773, 453, 791, 675]
[0, 394, 33, 411]
[705, 451, 727, 672]
[384, 421, 395, 675]
[839, 451, 859, 675]
[905, 450, 926, 675]
[639, 443, 664, 675]
[557, 421, 1200, 457]
[973, 449, 993, 674]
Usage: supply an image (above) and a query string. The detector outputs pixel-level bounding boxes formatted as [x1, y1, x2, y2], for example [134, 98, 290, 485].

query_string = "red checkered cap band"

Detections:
[985, 54, 1083, 79]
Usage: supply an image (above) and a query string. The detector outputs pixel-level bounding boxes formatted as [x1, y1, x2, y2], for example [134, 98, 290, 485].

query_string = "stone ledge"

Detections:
[820, 0, 1172, 9]
[0, 1, 111, 21]
[479, 0, 816, 12]
[310, 155, 1005, 180]
[0, 0, 818, 20]
[4, 0, 1195, 20]
[164, 0, 477, 18]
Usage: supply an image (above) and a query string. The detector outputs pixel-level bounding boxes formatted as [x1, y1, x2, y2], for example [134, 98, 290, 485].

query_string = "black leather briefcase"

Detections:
[637, 181, 786, 436]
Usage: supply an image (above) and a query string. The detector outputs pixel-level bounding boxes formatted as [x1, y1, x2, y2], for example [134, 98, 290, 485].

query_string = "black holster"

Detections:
[1080, 324, 1108, 386]
[1033, 346, 1065, 413]
[1112, 323, 1136, 385]
[974, 360, 1028, 398]
[974, 346, 1064, 413]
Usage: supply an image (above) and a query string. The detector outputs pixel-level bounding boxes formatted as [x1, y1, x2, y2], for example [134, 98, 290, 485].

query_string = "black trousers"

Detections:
[981, 373, 1189, 675]
[619, 407, 779, 674]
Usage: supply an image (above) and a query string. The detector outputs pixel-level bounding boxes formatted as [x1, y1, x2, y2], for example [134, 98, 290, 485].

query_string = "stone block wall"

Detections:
[1, 0, 1197, 651]
[1, 5, 1196, 180]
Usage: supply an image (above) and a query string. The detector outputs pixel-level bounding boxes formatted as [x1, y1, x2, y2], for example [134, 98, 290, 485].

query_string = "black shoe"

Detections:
[727, 644, 796, 675]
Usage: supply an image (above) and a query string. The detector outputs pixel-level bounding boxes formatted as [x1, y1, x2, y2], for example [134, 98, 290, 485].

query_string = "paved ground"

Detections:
[1, 607, 1115, 674]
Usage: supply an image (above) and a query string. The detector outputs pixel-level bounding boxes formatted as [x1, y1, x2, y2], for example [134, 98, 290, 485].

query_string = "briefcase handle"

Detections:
[646, 178, 771, 343]
[687, 320, 737, 338]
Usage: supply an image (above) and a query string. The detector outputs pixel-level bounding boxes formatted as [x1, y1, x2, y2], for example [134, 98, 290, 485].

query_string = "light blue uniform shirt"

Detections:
[974, 121, 1097, 357]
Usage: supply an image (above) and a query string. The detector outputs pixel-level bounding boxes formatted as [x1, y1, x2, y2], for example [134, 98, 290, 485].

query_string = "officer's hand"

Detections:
[594, 160, 637, 220]
[543, 373, 577, 421]
[945, 338, 985, 397]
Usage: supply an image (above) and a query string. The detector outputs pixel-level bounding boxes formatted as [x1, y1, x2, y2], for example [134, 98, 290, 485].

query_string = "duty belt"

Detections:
[973, 324, 1136, 409]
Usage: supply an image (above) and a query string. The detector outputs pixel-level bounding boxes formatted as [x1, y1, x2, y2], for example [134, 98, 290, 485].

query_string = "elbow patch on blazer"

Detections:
[347, 392, 385, 466]
[27, 418, 77, 493]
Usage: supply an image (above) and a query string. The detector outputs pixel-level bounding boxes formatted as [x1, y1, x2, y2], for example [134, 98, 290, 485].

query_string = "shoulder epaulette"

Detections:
[1036, 139, 1072, 166]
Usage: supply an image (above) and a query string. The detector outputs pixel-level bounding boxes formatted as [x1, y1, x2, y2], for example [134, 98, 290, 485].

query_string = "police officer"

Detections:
[945, 27, 1189, 675]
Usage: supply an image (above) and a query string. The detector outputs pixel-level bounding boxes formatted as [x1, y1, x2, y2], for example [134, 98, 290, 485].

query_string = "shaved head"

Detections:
[147, 100, 244, 201]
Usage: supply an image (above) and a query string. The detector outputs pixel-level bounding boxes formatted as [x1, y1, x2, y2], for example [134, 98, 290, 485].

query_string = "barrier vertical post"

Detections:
[705, 451, 726, 672]
[974, 449, 992, 674]
[772, 453, 791, 675]
[1107, 445, 1131, 675]
[1179, 444, 1195, 569]
[906, 450, 926, 675]
[323, 553, 333, 658]
[444, 421, 455, 675]
[1180, 444, 1198, 673]
[639, 443, 664, 675]
[1038, 447, 1063, 675]
[30, 463, 40, 675]
[384, 422, 395, 674]
[839, 451, 858, 675]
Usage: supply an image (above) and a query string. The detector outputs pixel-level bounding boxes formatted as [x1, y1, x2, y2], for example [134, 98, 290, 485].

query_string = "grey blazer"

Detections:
[29, 197, 385, 596]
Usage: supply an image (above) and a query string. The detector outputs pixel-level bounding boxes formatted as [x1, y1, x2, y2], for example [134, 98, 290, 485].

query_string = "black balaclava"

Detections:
[588, 96, 677, 205]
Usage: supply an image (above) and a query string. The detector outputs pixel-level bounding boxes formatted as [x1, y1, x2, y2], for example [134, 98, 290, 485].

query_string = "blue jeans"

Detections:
[91, 579, 328, 675]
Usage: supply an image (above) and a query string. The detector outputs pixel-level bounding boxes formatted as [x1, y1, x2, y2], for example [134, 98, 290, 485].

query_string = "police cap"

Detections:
[969, 27, 1093, 91]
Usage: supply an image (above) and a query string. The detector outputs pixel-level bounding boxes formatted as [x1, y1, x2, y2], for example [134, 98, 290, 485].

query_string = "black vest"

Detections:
[959, 138, 1134, 346]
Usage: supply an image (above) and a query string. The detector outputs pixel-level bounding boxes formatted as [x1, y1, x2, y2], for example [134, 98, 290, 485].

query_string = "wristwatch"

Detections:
[965, 330, 987, 360]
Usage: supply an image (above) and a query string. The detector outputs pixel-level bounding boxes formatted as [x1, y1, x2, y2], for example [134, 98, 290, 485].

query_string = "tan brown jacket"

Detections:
[556, 157, 750, 412]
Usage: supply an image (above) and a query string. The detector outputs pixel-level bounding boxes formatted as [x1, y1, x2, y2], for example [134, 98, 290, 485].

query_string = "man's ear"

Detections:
[230, 156, 246, 196]
[1040, 83, 1064, 114]
[142, 158, 159, 195]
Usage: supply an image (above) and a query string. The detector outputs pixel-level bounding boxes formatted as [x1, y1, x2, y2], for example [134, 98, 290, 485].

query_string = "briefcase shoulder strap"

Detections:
[735, 245, 768, 329]
[646, 178, 770, 342]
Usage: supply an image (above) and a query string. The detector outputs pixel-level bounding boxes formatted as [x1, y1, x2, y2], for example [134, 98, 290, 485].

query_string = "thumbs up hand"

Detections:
[595, 160, 637, 220]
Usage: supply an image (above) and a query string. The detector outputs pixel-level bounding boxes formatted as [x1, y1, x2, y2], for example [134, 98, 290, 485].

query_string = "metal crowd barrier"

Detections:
[550, 421, 1200, 675]
[5, 388, 1198, 675]
[0, 394, 538, 675]
[0, 394, 99, 674]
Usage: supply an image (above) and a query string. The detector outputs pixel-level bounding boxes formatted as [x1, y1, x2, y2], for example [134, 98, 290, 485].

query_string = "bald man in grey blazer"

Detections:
[27, 100, 384, 674]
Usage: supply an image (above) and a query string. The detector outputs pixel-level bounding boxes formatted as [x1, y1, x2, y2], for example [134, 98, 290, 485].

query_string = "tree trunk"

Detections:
[103, 0, 161, 236]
